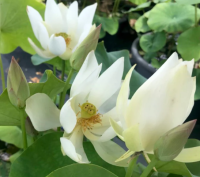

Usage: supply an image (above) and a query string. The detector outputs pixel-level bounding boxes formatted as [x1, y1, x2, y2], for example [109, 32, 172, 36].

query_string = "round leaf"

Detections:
[148, 3, 199, 33]
[47, 164, 118, 177]
[129, 0, 147, 5]
[135, 15, 151, 33]
[139, 32, 166, 53]
[177, 27, 200, 61]
[176, 0, 200, 5]
[0, 0, 45, 54]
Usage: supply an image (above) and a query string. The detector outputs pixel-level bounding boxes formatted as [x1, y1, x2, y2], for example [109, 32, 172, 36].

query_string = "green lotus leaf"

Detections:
[135, 15, 151, 33]
[47, 164, 117, 177]
[0, 0, 45, 54]
[125, 2, 151, 13]
[176, 0, 200, 5]
[129, 0, 148, 5]
[139, 32, 166, 53]
[177, 27, 200, 61]
[148, 3, 200, 33]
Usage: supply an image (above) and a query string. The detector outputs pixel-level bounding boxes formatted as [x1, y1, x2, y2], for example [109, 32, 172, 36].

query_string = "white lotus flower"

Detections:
[111, 52, 200, 163]
[25, 51, 128, 166]
[27, 0, 97, 60]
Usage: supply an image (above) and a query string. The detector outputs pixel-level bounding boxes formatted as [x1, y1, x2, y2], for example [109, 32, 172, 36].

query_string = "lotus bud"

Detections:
[7, 57, 30, 108]
[154, 120, 196, 162]
[70, 24, 101, 71]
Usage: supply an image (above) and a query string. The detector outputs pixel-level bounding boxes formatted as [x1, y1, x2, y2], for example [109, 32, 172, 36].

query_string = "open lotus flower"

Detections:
[25, 51, 128, 166]
[27, 0, 97, 60]
[110, 52, 200, 163]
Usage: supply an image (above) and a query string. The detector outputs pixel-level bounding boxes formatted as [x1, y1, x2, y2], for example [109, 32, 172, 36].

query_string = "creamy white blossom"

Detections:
[27, 0, 97, 60]
[25, 51, 128, 166]
[111, 52, 200, 163]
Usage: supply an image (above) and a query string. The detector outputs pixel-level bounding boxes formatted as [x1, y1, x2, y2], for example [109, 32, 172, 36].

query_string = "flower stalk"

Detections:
[0, 54, 5, 91]
[21, 109, 28, 150]
[125, 155, 139, 177]
[140, 157, 157, 177]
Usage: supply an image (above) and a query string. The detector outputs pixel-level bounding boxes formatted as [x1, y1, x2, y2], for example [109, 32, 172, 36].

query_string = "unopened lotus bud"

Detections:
[7, 57, 30, 108]
[70, 24, 101, 71]
[154, 120, 196, 162]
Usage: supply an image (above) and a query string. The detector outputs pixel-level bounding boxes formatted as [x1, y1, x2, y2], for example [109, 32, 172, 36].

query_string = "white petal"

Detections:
[91, 140, 129, 167]
[61, 126, 89, 163]
[60, 98, 77, 134]
[174, 146, 200, 163]
[48, 35, 66, 56]
[115, 150, 135, 162]
[117, 65, 136, 129]
[37, 22, 49, 50]
[127, 63, 195, 152]
[28, 38, 55, 59]
[181, 59, 194, 76]
[71, 50, 99, 95]
[88, 57, 124, 109]
[109, 118, 124, 141]
[66, 1, 78, 35]
[27, 6, 43, 40]
[58, 3, 68, 22]
[25, 93, 60, 131]
[99, 126, 116, 142]
[77, 3, 97, 37]
[45, 0, 64, 33]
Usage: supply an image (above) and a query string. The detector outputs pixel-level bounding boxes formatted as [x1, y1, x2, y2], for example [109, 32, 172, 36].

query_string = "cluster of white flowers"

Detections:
[26, 0, 200, 166]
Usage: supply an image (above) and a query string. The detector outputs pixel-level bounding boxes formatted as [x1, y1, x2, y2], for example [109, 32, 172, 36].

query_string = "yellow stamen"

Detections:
[55, 32, 71, 47]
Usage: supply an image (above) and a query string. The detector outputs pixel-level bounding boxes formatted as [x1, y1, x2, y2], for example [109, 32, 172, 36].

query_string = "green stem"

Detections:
[59, 68, 74, 109]
[20, 109, 28, 150]
[0, 54, 5, 91]
[125, 156, 139, 177]
[195, 4, 198, 27]
[140, 157, 157, 177]
[61, 60, 66, 81]
[112, 0, 120, 15]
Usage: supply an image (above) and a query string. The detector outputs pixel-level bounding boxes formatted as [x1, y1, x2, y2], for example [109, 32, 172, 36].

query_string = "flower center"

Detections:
[77, 102, 102, 131]
[55, 32, 71, 47]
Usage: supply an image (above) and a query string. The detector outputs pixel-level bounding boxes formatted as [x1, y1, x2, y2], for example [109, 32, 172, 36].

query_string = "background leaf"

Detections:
[9, 132, 126, 177]
[139, 32, 166, 53]
[0, 90, 21, 126]
[29, 70, 65, 99]
[176, 0, 200, 4]
[135, 15, 151, 33]
[0, 126, 33, 149]
[177, 27, 200, 61]
[148, 3, 199, 33]
[0, 0, 45, 54]
[47, 164, 118, 177]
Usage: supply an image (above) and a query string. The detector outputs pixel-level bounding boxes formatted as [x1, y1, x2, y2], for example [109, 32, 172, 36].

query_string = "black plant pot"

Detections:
[131, 38, 156, 79]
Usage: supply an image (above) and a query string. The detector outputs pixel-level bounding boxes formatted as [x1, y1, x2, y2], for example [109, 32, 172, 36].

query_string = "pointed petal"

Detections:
[60, 98, 77, 134]
[91, 140, 129, 167]
[181, 59, 194, 76]
[27, 6, 43, 40]
[109, 118, 124, 141]
[71, 51, 99, 97]
[115, 150, 135, 162]
[66, 1, 78, 35]
[28, 38, 55, 59]
[174, 146, 200, 163]
[45, 0, 64, 33]
[123, 124, 143, 152]
[98, 126, 116, 142]
[58, 2, 68, 22]
[25, 93, 60, 131]
[61, 126, 89, 163]
[117, 65, 136, 129]
[37, 22, 50, 50]
[76, 24, 92, 47]
[48, 34, 66, 56]
[77, 3, 97, 37]
[88, 58, 124, 108]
